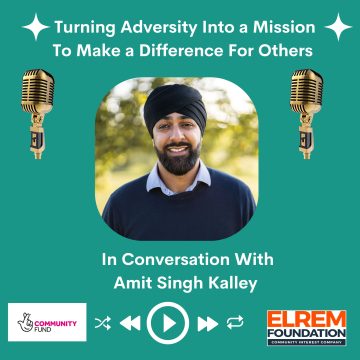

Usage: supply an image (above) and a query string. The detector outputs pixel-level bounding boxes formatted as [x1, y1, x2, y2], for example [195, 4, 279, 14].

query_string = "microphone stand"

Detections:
[30, 113, 45, 160]
[299, 114, 314, 160]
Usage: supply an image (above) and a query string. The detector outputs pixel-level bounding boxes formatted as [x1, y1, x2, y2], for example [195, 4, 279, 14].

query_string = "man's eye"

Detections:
[181, 123, 194, 128]
[158, 124, 170, 129]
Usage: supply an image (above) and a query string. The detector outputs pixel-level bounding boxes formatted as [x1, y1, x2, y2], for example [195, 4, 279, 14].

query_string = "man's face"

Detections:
[152, 112, 202, 175]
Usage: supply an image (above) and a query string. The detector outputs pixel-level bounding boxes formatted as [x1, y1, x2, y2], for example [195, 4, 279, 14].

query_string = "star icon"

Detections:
[22, 13, 50, 41]
[325, 13, 352, 41]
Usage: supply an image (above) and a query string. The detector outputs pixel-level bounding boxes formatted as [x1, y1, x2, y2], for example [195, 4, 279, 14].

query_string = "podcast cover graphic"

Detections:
[267, 310, 347, 346]
[1, 0, 359, 359]
[8, 303, 87, 342]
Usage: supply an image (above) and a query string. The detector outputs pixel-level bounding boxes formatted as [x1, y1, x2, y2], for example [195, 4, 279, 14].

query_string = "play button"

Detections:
[147, 302, 189, 344]
[163, 314, 176, 332]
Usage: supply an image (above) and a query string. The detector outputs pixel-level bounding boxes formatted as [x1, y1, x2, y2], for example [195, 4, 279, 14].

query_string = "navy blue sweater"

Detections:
[102, 168, 256, 241]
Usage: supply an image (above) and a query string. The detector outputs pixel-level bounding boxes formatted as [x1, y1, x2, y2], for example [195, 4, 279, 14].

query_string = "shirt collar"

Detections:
[146, 159, 211, 196]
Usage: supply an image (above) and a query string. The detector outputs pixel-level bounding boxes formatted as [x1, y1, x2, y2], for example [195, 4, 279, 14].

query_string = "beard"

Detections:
[155, 141, 201, 176]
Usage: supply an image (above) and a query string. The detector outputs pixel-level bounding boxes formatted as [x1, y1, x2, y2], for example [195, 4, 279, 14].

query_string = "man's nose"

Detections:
[169, 125, 185, 142]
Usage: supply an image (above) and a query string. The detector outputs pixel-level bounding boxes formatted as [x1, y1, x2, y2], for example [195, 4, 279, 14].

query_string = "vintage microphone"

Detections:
[290, 69, 323, 159]
[21, 69, 54, 159]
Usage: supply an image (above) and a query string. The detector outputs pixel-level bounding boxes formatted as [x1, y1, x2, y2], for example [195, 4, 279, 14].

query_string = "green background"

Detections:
[1, 0, 359, 358]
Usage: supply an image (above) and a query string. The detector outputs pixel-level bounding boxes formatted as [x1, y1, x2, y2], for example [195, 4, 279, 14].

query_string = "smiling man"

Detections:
[102, 84, 256, 240]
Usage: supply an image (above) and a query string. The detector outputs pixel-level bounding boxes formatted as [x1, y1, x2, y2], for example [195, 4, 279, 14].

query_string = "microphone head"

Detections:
[290, 69, 323, 114]
[21, 69, 54, 115]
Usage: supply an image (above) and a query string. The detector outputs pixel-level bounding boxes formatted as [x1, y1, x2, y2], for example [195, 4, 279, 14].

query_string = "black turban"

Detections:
[143, 84, 207, 137]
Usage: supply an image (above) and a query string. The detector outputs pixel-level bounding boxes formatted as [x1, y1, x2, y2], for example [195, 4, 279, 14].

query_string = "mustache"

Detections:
[164, 142, 191, 149]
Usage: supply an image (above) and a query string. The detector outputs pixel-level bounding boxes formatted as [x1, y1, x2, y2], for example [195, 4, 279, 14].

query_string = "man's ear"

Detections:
[152, 139, 155, 147]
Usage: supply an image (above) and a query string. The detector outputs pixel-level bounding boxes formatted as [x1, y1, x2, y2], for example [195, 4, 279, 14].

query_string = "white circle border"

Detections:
[146, 302, 189, 345]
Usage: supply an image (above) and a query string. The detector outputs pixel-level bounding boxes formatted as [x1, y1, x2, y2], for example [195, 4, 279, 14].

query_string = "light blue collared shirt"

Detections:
[146, 159, 211, 196]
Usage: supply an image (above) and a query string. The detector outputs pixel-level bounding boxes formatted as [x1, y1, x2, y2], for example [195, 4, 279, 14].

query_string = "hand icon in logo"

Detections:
[18, 313, 33, 332]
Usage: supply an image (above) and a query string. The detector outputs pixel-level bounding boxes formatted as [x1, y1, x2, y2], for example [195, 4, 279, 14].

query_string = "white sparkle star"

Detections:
[325, 13, 352, 41]
[22, 13, 49, 41]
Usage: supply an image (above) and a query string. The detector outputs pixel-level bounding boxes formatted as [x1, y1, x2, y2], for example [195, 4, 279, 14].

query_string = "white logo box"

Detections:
[8, 303, 87, 342]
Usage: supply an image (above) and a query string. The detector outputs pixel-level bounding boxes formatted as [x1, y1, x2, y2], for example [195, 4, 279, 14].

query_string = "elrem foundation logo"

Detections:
[267, 310, 346, 346]
[8, 303, 87, 342]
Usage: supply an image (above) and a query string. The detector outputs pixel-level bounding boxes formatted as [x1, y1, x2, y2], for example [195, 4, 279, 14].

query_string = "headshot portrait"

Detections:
[95, 77, 258, 241]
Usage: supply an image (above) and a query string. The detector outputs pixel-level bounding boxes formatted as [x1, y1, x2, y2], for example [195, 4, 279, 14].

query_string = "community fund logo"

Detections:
[267, 310, 346, 346]
[16, 311, 78, 333]
[8, 303, 87, 342]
